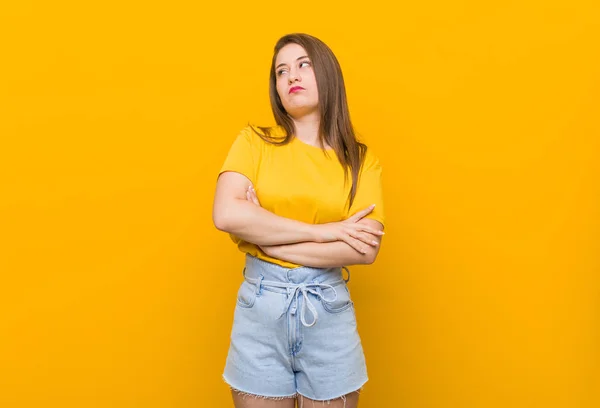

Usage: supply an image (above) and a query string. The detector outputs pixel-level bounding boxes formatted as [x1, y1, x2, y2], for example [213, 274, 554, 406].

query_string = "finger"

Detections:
[354, 231, 380, 247]
[347, 204, 375, 222]
[358, 226, 385, 236]
[245, 186, 259, 206]
[248, 186, 260, 204]
[347, 229, 379, 247]
[250, 189, 260, 206]
[347, 208, 372, 223]
[342, 235, 369, 255]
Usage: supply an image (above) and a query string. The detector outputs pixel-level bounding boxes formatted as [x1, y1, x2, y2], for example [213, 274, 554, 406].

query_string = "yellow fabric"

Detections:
[218, 125, 385, 268]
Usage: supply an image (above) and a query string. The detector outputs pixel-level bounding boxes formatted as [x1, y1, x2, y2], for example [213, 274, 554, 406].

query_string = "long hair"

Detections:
[251, 33, 367, 210]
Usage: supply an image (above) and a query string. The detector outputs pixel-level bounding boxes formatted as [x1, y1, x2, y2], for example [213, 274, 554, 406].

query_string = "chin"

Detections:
[285, 103, 319, 116]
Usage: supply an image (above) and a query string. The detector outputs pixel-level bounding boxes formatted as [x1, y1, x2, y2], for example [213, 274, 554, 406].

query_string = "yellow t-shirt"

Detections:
[218, 125, 385, 268]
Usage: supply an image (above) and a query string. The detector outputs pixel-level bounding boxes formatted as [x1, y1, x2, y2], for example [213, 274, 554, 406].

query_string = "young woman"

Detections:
[213, 33, 385, 408]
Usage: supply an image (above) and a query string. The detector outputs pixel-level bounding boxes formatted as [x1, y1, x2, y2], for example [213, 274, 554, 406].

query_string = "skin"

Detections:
[231, 390, 359, 408]
[274, 43, 321, 147]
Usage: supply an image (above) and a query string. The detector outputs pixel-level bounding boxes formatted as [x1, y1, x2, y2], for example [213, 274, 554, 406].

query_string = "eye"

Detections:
[299, 60, 311, 68]
[276, 68, 288, 76]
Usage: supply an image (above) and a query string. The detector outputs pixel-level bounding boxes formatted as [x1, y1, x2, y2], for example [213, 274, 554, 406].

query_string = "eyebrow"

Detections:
[276, 55, 309, 70]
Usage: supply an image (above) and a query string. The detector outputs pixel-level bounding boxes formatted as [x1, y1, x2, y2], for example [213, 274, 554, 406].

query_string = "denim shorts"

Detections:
[223, 254, 368, 401]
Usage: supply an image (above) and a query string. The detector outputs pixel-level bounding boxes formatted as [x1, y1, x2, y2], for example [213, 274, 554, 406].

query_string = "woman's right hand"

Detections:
[312, 205, 385, 254]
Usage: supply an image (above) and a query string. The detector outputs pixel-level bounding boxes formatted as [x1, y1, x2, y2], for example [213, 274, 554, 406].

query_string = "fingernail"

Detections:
[372, 240, 378, 245]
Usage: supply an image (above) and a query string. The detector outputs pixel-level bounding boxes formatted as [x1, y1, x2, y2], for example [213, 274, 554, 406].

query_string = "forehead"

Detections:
[275, 43, 308, 65]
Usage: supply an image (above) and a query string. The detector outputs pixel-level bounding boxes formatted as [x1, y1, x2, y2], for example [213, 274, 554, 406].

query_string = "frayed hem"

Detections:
[297, 388, 363, 408]
[231, 387, 298, 401]
[223, 375, 297, 400]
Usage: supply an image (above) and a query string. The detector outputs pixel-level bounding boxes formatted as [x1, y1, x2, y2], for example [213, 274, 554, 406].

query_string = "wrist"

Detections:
[303, 223, 320, 243]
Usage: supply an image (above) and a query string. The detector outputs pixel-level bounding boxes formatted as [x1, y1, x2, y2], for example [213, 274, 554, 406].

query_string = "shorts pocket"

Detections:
[236, 281, 257, 309]
[321, 284, 353, 314]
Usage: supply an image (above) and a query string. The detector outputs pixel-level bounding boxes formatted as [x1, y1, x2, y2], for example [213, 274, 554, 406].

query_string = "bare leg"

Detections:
[231, 389, 297, 408]
[296, 391, 360, 408]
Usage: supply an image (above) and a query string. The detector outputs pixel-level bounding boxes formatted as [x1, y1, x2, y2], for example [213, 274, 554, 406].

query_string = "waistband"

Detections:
[242, 254, 351, 327]
[243, 253, 350, 284]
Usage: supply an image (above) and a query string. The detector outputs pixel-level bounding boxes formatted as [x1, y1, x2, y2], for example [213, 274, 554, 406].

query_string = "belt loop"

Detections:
[313, 279, 323, 297]
[342, 266, 350, 283]
[256, 274, 264, 295]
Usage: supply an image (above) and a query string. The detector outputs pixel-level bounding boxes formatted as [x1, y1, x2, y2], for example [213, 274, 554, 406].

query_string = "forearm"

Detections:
[213, 198, 316, 246]
[267, 241, 376, 268]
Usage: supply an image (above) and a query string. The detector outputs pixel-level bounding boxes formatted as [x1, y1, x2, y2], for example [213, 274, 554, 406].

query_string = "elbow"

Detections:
[362, 248, 380, 265]
[363, 255, 376, 265]
[213, 197, 248, 233]
[213, 209, 233, 232]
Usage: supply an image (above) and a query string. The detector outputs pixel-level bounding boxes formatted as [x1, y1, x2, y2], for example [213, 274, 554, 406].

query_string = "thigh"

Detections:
[295, 286, 368, 400]
[232, 390, 296, 408]
[224, 284, 296, 398]
[297, 392, 360, 408]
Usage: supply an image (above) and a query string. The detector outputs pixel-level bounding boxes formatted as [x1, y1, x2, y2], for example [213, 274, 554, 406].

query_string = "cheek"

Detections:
[275, 80, 287, 101]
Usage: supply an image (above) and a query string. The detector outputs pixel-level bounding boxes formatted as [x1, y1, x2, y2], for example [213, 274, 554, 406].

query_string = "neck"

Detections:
[292, 111, 326, 148]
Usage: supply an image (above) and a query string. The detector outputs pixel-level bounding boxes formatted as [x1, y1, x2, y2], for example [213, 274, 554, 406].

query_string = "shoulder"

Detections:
[237, 123, 287, 146]
[362, 144, 383, 170]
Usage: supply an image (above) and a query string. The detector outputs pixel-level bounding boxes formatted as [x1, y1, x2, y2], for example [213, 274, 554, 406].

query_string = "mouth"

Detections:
[289, 86, 305, 94]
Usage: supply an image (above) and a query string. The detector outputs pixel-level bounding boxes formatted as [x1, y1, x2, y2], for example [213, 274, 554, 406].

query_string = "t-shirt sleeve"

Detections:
[218, 126, 260, 184]
[347, 148, 385, 228]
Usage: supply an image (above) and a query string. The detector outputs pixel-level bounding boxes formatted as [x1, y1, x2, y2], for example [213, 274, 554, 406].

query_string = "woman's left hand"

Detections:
[246, 185, 261, 207]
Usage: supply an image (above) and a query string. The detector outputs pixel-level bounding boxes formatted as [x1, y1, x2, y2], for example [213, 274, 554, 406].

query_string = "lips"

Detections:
[289, 86, 305, 94]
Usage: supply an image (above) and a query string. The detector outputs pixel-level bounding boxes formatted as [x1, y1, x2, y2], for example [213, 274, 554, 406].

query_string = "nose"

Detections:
[288, 69, 301, 84]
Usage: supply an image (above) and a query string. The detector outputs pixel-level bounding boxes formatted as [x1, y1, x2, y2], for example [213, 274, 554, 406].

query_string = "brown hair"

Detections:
[251, 33, 367, 210]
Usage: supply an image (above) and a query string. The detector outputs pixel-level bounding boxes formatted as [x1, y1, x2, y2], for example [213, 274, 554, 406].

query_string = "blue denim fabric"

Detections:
[223, 254, 368, 400]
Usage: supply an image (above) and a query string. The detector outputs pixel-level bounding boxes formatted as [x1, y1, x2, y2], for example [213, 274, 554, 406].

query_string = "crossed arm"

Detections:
[212, 171, 384, 268]
[257, 238, 382, 268]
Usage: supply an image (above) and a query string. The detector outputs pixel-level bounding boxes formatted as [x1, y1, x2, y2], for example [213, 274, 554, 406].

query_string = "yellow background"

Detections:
[1, 1, 598, 407]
